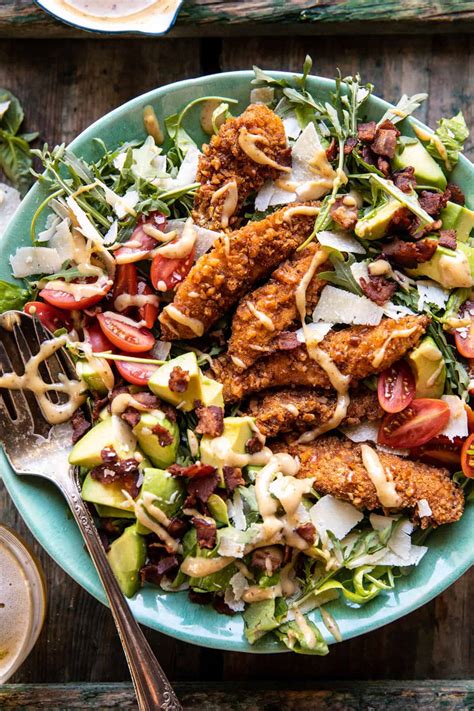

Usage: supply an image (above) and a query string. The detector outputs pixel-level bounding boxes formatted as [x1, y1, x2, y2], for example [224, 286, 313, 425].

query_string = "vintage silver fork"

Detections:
[0, 311, 181, 711]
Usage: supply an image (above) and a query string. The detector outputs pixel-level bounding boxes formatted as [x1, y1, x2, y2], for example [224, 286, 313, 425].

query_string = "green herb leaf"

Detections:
[426, 111, 469, 172]
[378, 92, 428, 126]
[0, 279, 31, 313]
[428, 321, 469, 397]
[275, 618, 329, 656]
[0, 89, 37, 194]
[319, 252, 363, 296]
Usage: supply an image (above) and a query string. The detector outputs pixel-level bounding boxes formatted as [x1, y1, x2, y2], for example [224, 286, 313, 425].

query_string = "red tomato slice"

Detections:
[377, 361, 415, 414]
[97, 311, 155, 353]
[115, 351, 160, 385]
[410, 441, 461, 470]
[137, 280, 159, 329]
[454, 301, 474, 358]
[461, 432, 474, 478]
[465, 404, 474, 434]
[150, 249, 195, 292]
[40, 279, 112, 311]
[378, 398, 451, 449]
[84, 321, 116, 353]
[114, 212, 167, 264]
[113, 263, 138, 300]
[24, 301, 73, 333]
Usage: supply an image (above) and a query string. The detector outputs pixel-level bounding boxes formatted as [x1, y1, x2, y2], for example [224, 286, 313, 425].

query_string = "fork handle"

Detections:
[60, 477, 182, 711]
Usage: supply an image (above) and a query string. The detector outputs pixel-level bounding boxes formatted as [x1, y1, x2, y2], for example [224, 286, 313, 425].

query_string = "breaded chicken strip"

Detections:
[276, 436, 464, 527]
[227, 242, 329, 371]
[246, 386, 383, 438]
[193, 104, 290, 231]
[159, 203, 319, 341]
[212, 314, 429, 402]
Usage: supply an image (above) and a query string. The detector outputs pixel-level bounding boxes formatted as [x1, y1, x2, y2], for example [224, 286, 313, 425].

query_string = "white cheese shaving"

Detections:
[416, 280, 450, 310]
[295, 321, 333, 344]
[341, 420, 380, 443]
[310, 495, 363, 542]
[165, 218, 221, 261]
[10, 246, 62, 278]
[350, 260, 370, 285]
[383, 302, 416, 320]
[417, 499, 432, 518]
[369, 513, 399, 531]
[439, 395, 468, 441]
[346, 544, 427, 568]
[229, 490, 246, 531]
[250, 87, 275, 105]
[150, 340, 171, 361]
[218, 530, 247, 558]
[49, 218, 75, 263]
[130, 136, 166, 181]
[387, 520, 414, 559]
[103, 219, 118, 246]
[282, 114, 302, 140]
[317, 230, 366, 254]
[66, 196, 104, 246]
[173, 145, 201, 187]
[312, 285, 384, 326]
[0, 182, 21, 239]
[37, 214, 61, 243]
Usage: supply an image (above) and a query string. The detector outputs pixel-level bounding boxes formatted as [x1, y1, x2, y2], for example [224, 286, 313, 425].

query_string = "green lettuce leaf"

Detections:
[426, 111, 469, 171]
[274, 618, 329, 655]
[243, 597, 288, 644]
[0, 280, 31, 313]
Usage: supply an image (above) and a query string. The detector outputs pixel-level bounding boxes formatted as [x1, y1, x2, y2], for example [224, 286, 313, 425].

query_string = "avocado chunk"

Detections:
[148, 352, 201, 411]
[76, 357, 114, 395]
[82, 472, 134, 512]
[201, 416, 255, 473]
[392, 140, 447, 190]
[354, 199, 401, 240]
[69, 415, 137, 469]
[135, 467, 185, 535]
[207, 493, 230, 526]
[94, 504, 136, 519]
[200, 375, 224, 408]
[408, 337, 446, 398]
[107, 524, 146, 598]
[441, 201, 474, 242]
[133, 412, 179, 468]
[406, 245, 474, 289]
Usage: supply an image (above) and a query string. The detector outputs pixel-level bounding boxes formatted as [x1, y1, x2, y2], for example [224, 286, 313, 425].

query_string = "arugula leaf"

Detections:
[428, 321, 469, 397]
[0, 89, 38, 195]
[0, 279, 31, 313]
[319, 252, 363, 296]
[378, 92, 428, 126]
[425, 111, 469, 172]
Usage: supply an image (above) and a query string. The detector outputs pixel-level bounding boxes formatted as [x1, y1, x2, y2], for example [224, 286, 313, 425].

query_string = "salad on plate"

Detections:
[0, 58, 473, 654]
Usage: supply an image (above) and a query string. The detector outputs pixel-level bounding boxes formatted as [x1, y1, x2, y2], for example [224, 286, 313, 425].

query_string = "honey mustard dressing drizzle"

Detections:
[211, 180, 239, 228]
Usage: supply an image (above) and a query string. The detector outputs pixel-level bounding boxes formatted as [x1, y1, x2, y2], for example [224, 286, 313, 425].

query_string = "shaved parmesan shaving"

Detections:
[0, 183, 21, 238]
[10, 246, 62, 278]
[383, 302, 416, 320]
[150, 340, 171, 361]
[250, 87, 275, 105]
[341, 420, 380, 443]
[295, 322, 333, 344]
[387, 520, 414, 559]
[317, 230, 366, 254]
[102, 187, 139, 220]
[165, 219, 222, 260]
[417, 280, 450, 310]
[439, 395, 468, 441]
[369, 513, 399, 531]
[66, 196, 103, 246]
[37, 214, 61, 243]
[350, 260, 370, 284]
[230, 490, 246, 531]
[417, 499, 432, 518]
[312, 285, 384, 326]
[103, 219, 118, 245]
[49, 218, 75, 262]
[174, 145, 201, 187]
[218, 531, 247, 558]
[254, 179, 275, 212]
[283, 114, 302, 140]
[310, 495, 363, 542]
[131, 136, 166, 181]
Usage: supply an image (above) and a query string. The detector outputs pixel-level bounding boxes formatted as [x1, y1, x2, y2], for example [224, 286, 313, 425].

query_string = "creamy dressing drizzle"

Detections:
[360, 444, 402, 508]
[371, 325, 418, 369]
[39, 275, 112, 300]
[238, 127, 291, 172]
[114, 293, 160, 312]
[143, 224, 176, 242]
[180, 556, 235, 577]
[246, 302, 275, 331]
[294, 607, 317, 648]
[283, 205, 320, 222]
[158, 218, 196, 259]
[413, 125, 451, 171]
[110, 392, 161, 416]
[211, 181, 239, 229]
[162, 305, 204, 337]
[120, 490, 181, 553]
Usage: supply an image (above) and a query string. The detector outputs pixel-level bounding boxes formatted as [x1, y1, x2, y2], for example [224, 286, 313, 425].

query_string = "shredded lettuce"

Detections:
[426, 111, 469, 172]
[0, 279, 31, 312]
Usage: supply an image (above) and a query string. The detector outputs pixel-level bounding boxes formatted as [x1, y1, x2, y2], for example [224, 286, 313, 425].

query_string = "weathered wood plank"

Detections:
[0, 0, 474, 38]
[1, 681, 473, 709]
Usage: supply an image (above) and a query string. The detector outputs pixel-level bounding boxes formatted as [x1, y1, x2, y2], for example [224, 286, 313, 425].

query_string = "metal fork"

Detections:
[0, 311, 181, 711]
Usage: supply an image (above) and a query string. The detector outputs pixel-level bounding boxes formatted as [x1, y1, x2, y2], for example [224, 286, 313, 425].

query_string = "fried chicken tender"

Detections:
[227, 242, 329, 371]
[247, 386, 383, 438]
[212, 314, 429, 402]
[276, 436, 464, 527]
[159, 203, 319, 341]
[192, 104, 290, 231]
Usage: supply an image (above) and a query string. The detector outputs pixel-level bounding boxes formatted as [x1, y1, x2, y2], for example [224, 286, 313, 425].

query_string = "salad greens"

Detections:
[0, 89, 38, 195]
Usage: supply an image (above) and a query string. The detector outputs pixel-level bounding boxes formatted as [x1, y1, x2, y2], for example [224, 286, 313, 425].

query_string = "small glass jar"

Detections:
[0, 525, 46, 683]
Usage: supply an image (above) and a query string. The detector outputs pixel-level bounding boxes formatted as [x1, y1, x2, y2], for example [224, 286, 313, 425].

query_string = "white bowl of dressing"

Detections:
[0, 525, 46, 684]
[35, 0, 183, 35]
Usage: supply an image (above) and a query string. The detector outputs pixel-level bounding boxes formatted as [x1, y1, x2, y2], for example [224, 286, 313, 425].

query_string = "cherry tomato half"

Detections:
[84, 321, 116, 353]
[410, 441, 461, 470]
[24, 301, 73, 333]
[113, 263, 137, 300]
[377, 361, 415, 414]
[461, 432, 474, 478]
[150, 249, 195, 292]
[378, 398, 451, 449]
[114, 212, 167, 264]
[97, 311, 155, 354]
[115, 351, 160, 386]
[454, 302, 474, 358]
[137, 279, 159, 329]
[40, 279, 112, 311]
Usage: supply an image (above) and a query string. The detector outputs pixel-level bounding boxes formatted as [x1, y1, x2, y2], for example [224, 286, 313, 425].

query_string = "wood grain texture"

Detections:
[1, 681, 473, 709]
[0, 0, 474, 38]
[0, 32, 473, 686]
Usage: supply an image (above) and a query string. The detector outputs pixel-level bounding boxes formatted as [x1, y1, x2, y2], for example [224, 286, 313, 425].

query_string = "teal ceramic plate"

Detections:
[1, 72, 473, 652]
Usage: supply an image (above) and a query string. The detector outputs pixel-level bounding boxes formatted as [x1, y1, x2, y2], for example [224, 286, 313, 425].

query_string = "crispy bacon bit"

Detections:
[393, 166, 416, 193]
[121, 407, 141, 429]
[446, 183, 465, 206]
[107, 384, 130, 409]
[151, 422, 174, 446]
[223, 465, 245, 493]
[71, 409, 90, 444]
[132, 392, 161, 409]
[438, 229, 457, 250]
[246, 435, 264, 454]
[192, 517, 217, 549]
[376, 156, 391, 176]
[91, 394, 108, 421]
[275, 330, 299, 351]
[359, 275, 396, 306]
[325, 137, 338, 162]
[168, 462, 217, 479]
[371, 129, 398, 159]
[357, 121, 377, 143]
[188, 590, 212, 605]
[213, 597, 236, 616]
[187, 471, 219, 503]
[100, 518, 123, 535]
[194, 401, 224, 437]
[330, 196, 358, 231]
[382, 237, 438, 268]
[390, 206, 415, 233]
[344, 136, 358, 155]
[360, 145, 377, 165]
[168, 366, 190, 393]
[251, 547, 283, 574]
[101, 446, 119, 463]
[418, 190, 449, 217]
[295, 522, 316, 545]
[90, 456, 141, 497]
[140, 556, 179, 586]
[167, 517, 189, 539]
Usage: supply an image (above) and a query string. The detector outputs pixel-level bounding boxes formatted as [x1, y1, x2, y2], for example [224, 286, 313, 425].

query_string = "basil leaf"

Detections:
[0, 280, 31, 313]
[0, 89, 23, 134]
[0, 89, 37, 195]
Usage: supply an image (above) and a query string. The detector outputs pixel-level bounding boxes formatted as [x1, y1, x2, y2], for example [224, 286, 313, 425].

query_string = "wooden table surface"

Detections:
[0, 15, 473, 709]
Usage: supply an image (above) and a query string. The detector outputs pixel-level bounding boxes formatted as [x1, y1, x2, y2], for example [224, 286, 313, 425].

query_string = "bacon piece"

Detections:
[140, 556, 179, 586]
[438, 229, 457, 250]
[344, 136, 358, 155]
[213, 597, 237, 616]
[418, 190, 449, 217]
[275, 331, 300, 351]
[121, 407, 141, 429]
[223, 465, 245, 493]
[91, 394, 108, 421]
[151, 422, 174, 446]
[71, 409, 90, 444]
[167, 517, 189, 539]
[188, 590, 212, 605]
[376, 156, 391, 176]
[326, 138, 338, 162]
[90, 456, 141, 498]
[251, 546, 283, 573]
[393, 166, 416, 193]
[187, 471, 219, 503]
[168, 366, 190, 393]
[357, 121, 377, 143]
[371, 128, 398, 159]
[132, 392, 161, 409]
[168, 462, 217, 478]
[295, 522, 316, 545]
[193, 517, 217, 549]
[360, 145, 377, 165]
[330, 197, 358, 230]
[245, 435, 264, 454]
[382, 237, 438, 268]
[194, 402, 224, 437]
[359, 275, 396, 306]
[446, 183, 465, 206]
